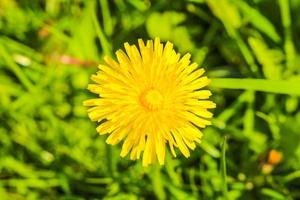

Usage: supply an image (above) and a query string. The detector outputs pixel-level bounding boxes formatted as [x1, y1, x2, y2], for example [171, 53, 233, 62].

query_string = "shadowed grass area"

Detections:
[1, 0, 300, 199]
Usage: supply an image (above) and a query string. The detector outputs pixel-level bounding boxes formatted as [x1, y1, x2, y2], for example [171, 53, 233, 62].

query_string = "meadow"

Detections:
[1, 0, 300, 199]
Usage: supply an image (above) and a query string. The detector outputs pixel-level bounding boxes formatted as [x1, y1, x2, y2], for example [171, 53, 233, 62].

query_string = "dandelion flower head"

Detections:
[84, 38, 215, 166]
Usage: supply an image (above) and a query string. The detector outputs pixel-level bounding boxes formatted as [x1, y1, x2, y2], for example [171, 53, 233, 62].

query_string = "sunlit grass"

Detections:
[1, 0, 300, 199]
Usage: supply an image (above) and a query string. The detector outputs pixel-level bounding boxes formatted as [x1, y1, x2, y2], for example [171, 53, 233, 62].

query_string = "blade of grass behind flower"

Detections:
[99, 0, 113, 36]
[221, 136, 228, 199]
[0, 44, 34, 91]
[92, 2, 111, 56]
[279, 0, 296, 74]
[211, 78, 300, 96]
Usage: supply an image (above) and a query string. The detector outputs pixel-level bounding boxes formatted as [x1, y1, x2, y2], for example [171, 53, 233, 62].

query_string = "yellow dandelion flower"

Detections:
[83, 38, 215, 166]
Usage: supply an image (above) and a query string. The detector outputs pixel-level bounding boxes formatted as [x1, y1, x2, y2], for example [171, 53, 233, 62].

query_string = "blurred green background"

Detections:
[1, 0, 300, 199]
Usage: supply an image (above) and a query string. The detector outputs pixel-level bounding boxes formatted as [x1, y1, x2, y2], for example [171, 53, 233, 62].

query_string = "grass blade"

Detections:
[221, 136, 228, 199]
[92, 2, 111, 56]
[279, 0, 296, 74]
[211, 78, 300, 96]
[0, 44, 34, 91]
[99, 0, 113, 36]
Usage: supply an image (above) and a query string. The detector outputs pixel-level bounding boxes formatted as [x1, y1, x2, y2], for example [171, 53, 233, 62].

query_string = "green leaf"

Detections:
[146, 12, 193, 52]
[261, 188, 286, 200]
[150, 166, 166, 200]
[235, 1, 280, 42]
[207, 0, 241, 29]
[146, 12, 186, 40]
[199, 140, 220, 158]
[248, 37, 283, 80]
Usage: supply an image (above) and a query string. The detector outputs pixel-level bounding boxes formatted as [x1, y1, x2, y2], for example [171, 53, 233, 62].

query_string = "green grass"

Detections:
[1, 0, 300, 199]
[211, 78, 300, 95]
[221, 136, 228, 200]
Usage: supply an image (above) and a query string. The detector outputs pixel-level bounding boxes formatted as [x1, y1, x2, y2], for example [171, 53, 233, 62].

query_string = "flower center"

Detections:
[140, 89, 163, 110]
